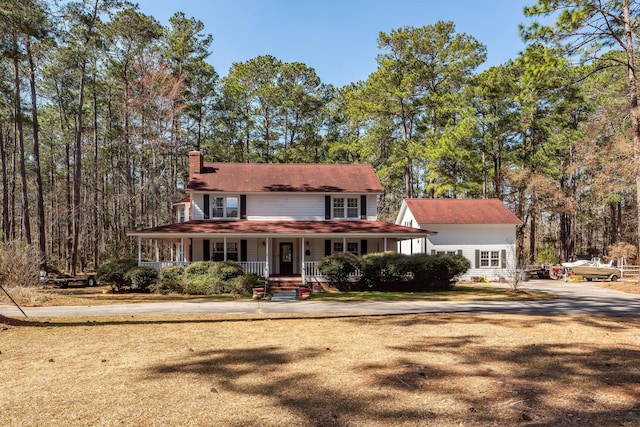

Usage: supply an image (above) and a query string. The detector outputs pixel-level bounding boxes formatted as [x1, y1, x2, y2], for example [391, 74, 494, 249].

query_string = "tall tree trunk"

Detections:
[70, 0, 99, 276]
[92, 66, 99, 269]
[13, 37, 31, 244]
[623, 0, 640, 273]
[26, 36, 46, 268]
[0, 127, 8, 241]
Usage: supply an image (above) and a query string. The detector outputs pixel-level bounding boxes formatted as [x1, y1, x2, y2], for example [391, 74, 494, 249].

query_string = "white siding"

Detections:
[192, 194, 205, 220]
[246, 194, 325, 220]
[365, 195, 378, 220]
[424, 225, 516, 281]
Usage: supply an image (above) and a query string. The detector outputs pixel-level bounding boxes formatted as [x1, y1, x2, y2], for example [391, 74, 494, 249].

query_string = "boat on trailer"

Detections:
[562, 258, 621, 281]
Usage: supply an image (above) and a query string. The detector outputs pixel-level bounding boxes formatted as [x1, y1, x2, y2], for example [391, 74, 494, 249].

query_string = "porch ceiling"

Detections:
[128, 220, 435, 240]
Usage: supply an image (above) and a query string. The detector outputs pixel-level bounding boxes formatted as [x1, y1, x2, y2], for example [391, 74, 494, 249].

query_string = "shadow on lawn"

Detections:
[143, 346, 436, 426]
[140, 315, 640, 426]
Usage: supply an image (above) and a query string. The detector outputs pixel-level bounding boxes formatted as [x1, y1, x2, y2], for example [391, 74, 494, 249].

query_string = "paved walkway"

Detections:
[1, 280, 639, 318]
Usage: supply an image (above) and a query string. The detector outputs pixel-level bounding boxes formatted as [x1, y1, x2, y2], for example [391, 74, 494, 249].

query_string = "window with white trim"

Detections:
[333, 242, 343, 253]
[212, 196, 239, 219]
[480, 250, 500, 267]
[333, 197, 359, 219]
[177, 206, 186, 223]
[347, 242, 359, 255]
[213, 241, 238, 261]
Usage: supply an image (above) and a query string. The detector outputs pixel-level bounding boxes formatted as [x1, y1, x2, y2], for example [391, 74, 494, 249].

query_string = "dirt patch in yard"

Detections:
[1, 313, 639, 426]
[594, 279, 640, 295]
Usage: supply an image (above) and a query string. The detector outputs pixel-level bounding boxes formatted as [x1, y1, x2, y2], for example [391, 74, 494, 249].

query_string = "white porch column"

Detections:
[301, 237, 305, 284]
[384, 238, 388, 251]
[265, 237, 270, 278]
[137, 237, 142, 265]
[155, 240, 160, 262]
[223, 237, 227, 261]
[343, 237, 346, 252]
[180, 238, 185, 262]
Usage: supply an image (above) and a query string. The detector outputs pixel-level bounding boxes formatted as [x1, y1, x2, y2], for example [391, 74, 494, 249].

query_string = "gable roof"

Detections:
[403, 198, 523, 225]
[187, 163, 384, 193]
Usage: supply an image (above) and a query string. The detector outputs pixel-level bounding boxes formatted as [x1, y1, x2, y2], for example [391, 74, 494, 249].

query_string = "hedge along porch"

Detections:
[129, 219, 431, 284]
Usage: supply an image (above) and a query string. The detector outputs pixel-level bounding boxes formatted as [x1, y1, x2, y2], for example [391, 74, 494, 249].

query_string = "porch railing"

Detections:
[140, 261, 190, 271]
[304, 261, 361, 278]
[140, 260, 267, 276]
[238, 261, 267, 276]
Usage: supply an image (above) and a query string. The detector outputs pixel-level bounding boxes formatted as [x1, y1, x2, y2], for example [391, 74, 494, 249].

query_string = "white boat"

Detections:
[562, 258, 620, 281]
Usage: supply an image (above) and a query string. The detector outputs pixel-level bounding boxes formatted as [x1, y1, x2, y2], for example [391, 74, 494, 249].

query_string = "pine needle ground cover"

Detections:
[2, 313, 639, 426]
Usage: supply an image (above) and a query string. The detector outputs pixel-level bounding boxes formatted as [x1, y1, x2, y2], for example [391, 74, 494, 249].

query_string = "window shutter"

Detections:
[203, 240, 210, 261]
[324, 240, 331, 256]
[475, 250, 480, 268]
[501, 249, 507, 268]
[458, 250, 463, 256]
[325, 196, 331, 220]
[203, 195, 210, 219]
[360, 195, 367, 219]
[361, 240, 368, 255]
[240, 195, 247, 219]
[240, 239, 247, 262]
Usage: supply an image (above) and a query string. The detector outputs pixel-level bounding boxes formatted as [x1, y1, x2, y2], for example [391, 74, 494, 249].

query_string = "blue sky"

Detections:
[134, 0, 535, 87]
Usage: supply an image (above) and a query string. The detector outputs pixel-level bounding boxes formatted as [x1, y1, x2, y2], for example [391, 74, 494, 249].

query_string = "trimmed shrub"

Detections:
[317, 252, 361, 291]
[180, 261, 245, 295]
[184, 261, 216, 277]
[124, 266, 158, 291]
[360, 252, 412, 290]
[409, 253, 470, 290]
[231, 273, 268, 296]
[96, 259, 138, 291]
[152, 265, 185, 294]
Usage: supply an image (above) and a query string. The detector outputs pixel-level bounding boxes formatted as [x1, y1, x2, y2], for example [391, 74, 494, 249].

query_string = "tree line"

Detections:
[0, 0, 638, 275]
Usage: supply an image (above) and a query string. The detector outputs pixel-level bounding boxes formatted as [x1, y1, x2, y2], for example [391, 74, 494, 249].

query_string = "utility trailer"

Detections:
[49, 273, 98, 288]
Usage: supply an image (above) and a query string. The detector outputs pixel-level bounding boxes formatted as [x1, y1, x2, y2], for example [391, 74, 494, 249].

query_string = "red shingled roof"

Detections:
[129, 220, 435, 237]
[187, 163, 384, 193]
[404, 199, 522, 225]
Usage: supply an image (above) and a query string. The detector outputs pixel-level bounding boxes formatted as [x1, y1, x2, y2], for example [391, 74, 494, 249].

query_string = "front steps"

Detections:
[268, 276, 303, 292]
[268, 276, 328, 293]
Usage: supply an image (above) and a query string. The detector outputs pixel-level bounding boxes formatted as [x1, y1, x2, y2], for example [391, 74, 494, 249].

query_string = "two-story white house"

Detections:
[396, 198, 523, 281]
[128, 151, 432, 285]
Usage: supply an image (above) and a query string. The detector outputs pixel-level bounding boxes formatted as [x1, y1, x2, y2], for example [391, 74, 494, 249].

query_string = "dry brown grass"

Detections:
[1, 313, 639, 426]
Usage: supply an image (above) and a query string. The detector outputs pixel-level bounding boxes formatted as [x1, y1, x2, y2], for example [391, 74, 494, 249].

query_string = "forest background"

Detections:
[1, 0, 639, 275]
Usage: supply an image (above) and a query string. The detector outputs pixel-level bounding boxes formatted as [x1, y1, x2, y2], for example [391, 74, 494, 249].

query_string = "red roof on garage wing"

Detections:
[128, 220, 435, 238]
[404, 198, 523, 225]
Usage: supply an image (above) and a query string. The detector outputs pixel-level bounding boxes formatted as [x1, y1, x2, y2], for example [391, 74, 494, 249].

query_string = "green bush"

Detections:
[409, 253, 470, 290]
[231, 273, 268, 295]
[317, 252, 361, 291]
[152, 265, 185, 294]
[124, 266, 158, 291]
[96, 259, 138, 291]
[184, 261, 216, 277]
[359, 252, 412, 290]
[180, 261, 245, 295]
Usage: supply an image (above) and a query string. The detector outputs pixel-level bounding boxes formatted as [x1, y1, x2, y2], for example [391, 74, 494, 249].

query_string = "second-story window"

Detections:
[177, 206, 186, 223]
[333, 197, 359, 219]
[212, 196, 239, 219]
[213, 198, 224, 217]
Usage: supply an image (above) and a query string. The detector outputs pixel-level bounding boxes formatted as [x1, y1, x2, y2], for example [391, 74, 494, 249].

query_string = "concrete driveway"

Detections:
[1, 279, 639, 318]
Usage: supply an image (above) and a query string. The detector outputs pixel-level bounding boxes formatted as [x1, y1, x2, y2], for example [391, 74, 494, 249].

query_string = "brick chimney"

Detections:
[188, 151, 203, 178]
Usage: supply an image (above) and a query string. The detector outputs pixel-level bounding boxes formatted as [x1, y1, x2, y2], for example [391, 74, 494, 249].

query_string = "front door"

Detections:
[279, 242, 293, 275]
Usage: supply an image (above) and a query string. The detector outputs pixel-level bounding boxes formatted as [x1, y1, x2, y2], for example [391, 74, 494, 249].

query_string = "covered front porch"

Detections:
[128, 219, 433, 284]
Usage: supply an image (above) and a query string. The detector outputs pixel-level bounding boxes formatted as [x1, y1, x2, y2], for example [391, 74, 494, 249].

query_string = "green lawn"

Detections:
[309, 284, 554, 301]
